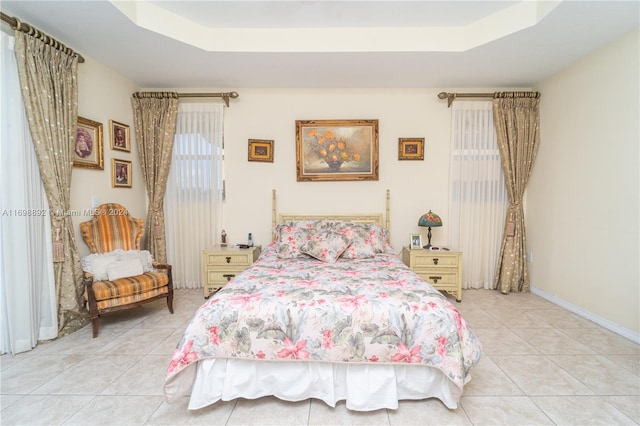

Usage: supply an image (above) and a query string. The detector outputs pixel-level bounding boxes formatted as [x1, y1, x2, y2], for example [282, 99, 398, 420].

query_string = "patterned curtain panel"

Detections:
[131, 93, 179, 263]
[13, 31, 88, 336]
[165, 102, 225, 289]
[492, 92, 541, 293]
[449, 101, 509, 289]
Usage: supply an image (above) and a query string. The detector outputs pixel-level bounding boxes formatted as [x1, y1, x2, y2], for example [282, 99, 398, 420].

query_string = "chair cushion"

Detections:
[91, 271, 169, 303]
[95, 286, 169, 311]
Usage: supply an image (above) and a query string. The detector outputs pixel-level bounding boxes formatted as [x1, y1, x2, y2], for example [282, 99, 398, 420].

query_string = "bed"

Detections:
[164, 190, 482, 411]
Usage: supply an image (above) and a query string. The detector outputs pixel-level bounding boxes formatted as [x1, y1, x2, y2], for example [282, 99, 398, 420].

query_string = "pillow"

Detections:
[81, 252, 119, 281]
[299, 232, 351, 263]
[106, 258, 144, 281]
[274, 221, 318, 259]
[332, 224, 377, 259]
[117, 250, 154, 272]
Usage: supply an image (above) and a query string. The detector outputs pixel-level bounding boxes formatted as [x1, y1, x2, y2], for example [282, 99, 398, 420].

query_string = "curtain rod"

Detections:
[437, 92, 493, 107]
[1, 11, 85, 63]
[133, 91, 240, 107]
[438, 91, 541, 107]
[178, 91, 239, 107]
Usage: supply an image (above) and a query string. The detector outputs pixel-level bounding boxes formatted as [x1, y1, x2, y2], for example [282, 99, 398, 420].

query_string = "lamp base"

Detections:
[422, 226, 433, 250]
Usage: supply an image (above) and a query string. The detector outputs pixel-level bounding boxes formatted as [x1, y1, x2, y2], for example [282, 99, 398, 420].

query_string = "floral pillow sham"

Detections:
[299, 231, 351, 263]
[274, 220, 388, 261]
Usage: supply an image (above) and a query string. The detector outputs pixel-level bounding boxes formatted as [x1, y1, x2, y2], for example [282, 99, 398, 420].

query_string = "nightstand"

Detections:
[202, 245, 261, 298]
[401, 247, 462, 302]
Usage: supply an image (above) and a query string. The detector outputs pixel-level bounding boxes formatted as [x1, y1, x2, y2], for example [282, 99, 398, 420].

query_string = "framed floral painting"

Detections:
[295, 119, 379, 182]
[248, 139, 274, 162]
[73, 116, 104, 169]
[398, 138, 424, 160]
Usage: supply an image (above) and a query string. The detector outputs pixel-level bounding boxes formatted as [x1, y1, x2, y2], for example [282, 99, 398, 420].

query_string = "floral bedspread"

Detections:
[165, 243, 482, 393]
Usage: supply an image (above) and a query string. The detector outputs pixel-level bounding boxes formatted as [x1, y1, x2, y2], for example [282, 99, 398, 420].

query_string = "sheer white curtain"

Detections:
[165, 102, 224, 289]
[0, 32, 58, 354]
[449, 101, 508, 289]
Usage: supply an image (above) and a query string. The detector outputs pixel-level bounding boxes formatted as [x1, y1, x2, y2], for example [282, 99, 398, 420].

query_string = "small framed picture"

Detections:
[248, 139, 274, 162]
[110, 120, 130, 152]
[73, 117, 104, 169]
[410, 234, 423, 249]
[112, 158, 132, 188]
[398, 138, 424, 161]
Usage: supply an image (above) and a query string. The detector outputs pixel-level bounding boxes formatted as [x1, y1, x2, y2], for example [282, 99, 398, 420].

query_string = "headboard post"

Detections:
[386, 188, 390, 242]
[272, 189, 277, 241]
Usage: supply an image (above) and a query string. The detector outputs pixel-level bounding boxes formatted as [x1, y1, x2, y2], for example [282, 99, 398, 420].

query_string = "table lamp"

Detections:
[418, 211, 442, 249]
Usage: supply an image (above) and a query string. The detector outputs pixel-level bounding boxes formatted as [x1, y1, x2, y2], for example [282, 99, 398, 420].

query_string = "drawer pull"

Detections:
[222, 274, 235, 281]
[429, 276, 442, 283]
[432, 258, 439, 265]
[225, 256, 231, 263]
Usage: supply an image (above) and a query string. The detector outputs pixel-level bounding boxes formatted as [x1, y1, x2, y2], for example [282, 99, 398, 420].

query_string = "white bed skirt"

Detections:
[183, 359, 463, 412]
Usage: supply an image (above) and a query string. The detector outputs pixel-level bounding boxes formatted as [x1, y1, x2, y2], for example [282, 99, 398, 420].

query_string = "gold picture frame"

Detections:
[410, 233, 423, 249]
[73, 116, 104, 169]
[296, 119, 379, 182]
[248, 139, 274, 162]
[398, 138, 424, 161]
[110, 120, 130, 152]
[112, 158, 132, 188]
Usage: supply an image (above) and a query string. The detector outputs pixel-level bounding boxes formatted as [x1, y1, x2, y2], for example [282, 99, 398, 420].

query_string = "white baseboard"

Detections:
[531, 286, 640, 345]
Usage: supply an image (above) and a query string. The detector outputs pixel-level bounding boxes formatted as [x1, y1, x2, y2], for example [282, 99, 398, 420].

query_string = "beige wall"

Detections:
[71, 56, 144, 257]
[219, 88, 455, 252]
[530, 29, 639, 335]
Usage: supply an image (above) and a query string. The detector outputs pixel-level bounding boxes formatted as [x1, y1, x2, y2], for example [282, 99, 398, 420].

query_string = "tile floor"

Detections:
[1, 288, 638, 425]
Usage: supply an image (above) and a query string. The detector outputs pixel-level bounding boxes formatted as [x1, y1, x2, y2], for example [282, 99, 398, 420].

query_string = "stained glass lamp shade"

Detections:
[418, 211, 442, 249]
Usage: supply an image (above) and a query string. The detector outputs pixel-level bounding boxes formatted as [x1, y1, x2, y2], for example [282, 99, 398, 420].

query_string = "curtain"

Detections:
[0, 32, 58, 355]
[165, 103, 225, 289]
[493, 93, 541, 293]
[449, 101, 509, 289]
[131, 93, 179, 263]
[13, 31, 87, 336]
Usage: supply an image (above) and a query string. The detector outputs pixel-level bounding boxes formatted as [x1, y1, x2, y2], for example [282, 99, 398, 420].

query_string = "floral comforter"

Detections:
[165, 243, 482, 395]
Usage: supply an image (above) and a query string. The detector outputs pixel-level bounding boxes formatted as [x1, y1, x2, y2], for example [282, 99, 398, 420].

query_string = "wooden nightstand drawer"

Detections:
[204, 252, 256, 266]
[202, 245, 261, 298]
[415, 270, 458, 286]
[412, 254, 459, 268]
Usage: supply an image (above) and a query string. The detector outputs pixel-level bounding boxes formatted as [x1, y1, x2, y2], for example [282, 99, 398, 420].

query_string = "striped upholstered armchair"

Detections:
[79, 203, 173, 337]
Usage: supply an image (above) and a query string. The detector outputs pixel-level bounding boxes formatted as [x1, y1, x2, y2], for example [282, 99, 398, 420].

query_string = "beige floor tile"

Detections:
[31, 354, 141, 395]
[491, 355, 594, 395]
[602, 395, 640, 423]
[528, 308, 600, 329]
[0, 395, 93, 425]
[472, 328, 541, 355]
[226, 396, 310, 425]
[548, 354, 640, 395]
[63, 395, 164, 425]
[309, 399, 389, 425]
[0, 354, 85, 394]
[145, 396, 236, 425]
[462, 355, 524, 396]
[101, 354, 171, 396]
[460, 395, 553, 425]
[95, 327, 175, 355]
[511, 328, 596, 354]
[604, 353, 640, 375]
[562, 328, 640, 355]
[388, 399, 472, 425]
[531, 395, 637, 425]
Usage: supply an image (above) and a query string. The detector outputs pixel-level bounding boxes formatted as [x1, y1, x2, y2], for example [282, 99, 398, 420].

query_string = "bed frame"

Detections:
[271, 189, 391, 241]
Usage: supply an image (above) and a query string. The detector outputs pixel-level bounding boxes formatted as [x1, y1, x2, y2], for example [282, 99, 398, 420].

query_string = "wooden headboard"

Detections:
[271, 189, 390, 241]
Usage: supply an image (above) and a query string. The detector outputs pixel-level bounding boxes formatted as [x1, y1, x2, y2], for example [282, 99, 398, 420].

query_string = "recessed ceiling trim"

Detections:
[111, 0, 561, 53]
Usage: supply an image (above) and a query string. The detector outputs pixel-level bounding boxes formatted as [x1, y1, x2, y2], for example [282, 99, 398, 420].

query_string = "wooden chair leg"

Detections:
[91, 317, 99, 338]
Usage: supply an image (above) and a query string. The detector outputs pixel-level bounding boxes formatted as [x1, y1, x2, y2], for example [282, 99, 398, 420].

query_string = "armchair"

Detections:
[79, 203, 173, 337]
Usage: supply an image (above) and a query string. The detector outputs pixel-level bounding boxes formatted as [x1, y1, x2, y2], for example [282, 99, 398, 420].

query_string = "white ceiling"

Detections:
[1, 1, 638, 89]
